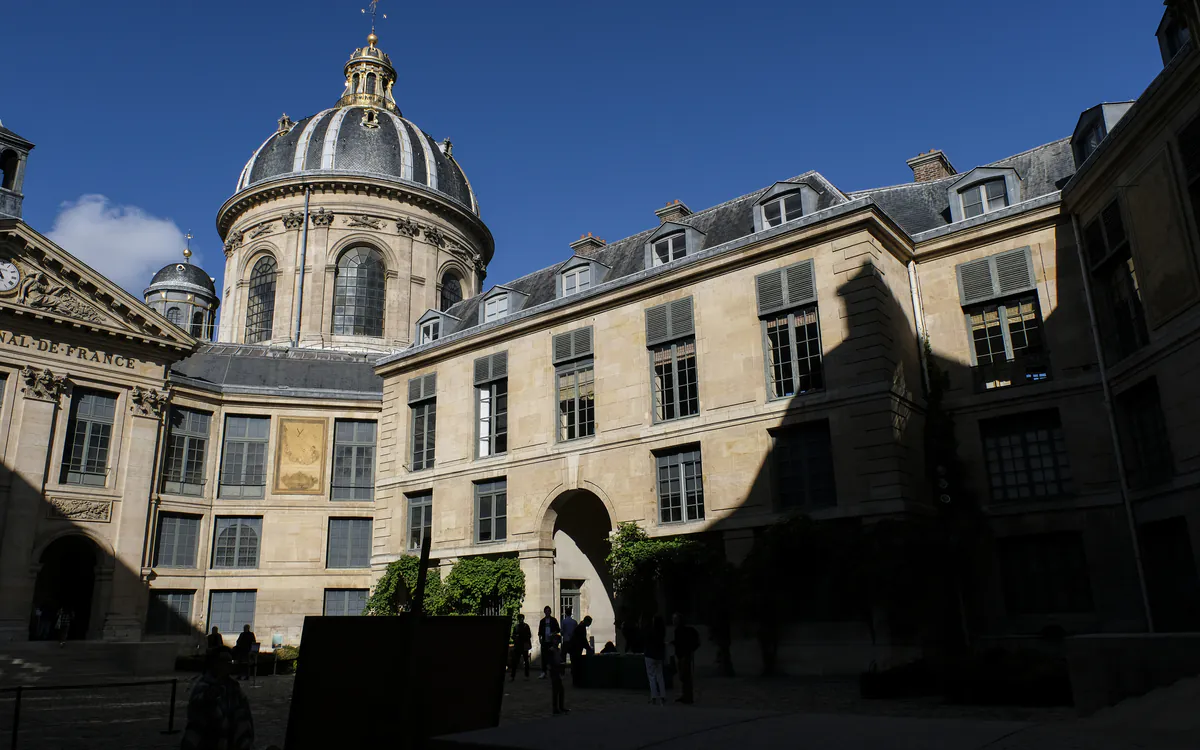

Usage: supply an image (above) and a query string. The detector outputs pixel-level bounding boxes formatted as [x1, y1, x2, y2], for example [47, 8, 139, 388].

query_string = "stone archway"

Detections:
[30, 535, 98, 641]
[541, 489, 616, 648]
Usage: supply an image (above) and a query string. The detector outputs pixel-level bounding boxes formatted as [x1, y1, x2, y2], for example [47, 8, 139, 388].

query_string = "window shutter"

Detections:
[492, 351, 508, 379]
[669, 297, 694, 338]
[956, 257, 999, 305]
[645, 303, 670, 346]
[757, 261, 815, 316]
[573, 327, 593, 358]
[993, 247, 1035, 296]
[473, 356, 490, 385]
[1179, 115, 1200, 179]
[755, 270, 785, 314]
[474, 352, 508, 384]
[785, 260, 817, 306]
[553, 332, 573, 363]
[408, 373, 436, 403]
[646, 299, 694, 345]
[553, 327, 594, 364]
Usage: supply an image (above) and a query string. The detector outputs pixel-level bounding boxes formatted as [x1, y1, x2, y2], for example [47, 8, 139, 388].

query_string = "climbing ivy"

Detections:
[363, 555, 446, 616]
[606, 521, 710, 616]
[443, 556, 526, 619]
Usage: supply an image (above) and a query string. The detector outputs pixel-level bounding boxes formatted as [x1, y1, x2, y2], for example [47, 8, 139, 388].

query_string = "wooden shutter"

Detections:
[646, 297, 695, 346]
[993, 248, 1035, 296]
[756, 260, 816, 315]
[474, 352, 508, 385]
[553, 326, 594, 364]
[956, 258, 998, 305]
[956, 248, 1035, 305]
[407, 372, 436, 403]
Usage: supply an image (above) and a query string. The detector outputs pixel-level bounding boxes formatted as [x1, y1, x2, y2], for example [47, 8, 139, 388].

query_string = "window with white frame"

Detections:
[960, 178, 1009, 219]
[419, 318, 440, 344]
[756, 260, 823, 399]
[761, 191, 804, 228]
[562, 266, 591, 297]
[484, 294, 508, 322]
[475, 352, 508, 458]
[651, 233, 687, 266]
[61, 389, 117, 486]
[656, 447, 704, 524]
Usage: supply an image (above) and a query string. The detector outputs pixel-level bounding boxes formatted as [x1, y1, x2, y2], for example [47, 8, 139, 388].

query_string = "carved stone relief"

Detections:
[422, 225, 446, 247]
[21, 366, 68, 402]
[48, 496, 112, 522]
[310, 208, 335, 227]
[224, 233, 244, 256]
[129, 386, 170, 418]
[248, 223, 274, 239]
[19, 272, 104, 322]
[345, 214, 383, 230]
[282, 211, 305, 229]
[396, 217, 420, 237]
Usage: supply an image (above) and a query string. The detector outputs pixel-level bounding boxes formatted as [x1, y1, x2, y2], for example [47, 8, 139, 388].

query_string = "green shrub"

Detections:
[364, 555, 447, 615]
[443, 556, 525, 619]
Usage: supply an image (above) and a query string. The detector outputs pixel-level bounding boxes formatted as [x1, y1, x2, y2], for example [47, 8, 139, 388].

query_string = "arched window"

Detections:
[212, 518, 261, 568]
[244, 256, 277, 344]
[352, 73, 360, 93]
[440, 272, 463, 311]
[166, 306, 182, 326]
[333, 246, 386, 337]
[366, 73, 377, 95]
[0, 150, 17, 191]
[190, 310, 205, 339]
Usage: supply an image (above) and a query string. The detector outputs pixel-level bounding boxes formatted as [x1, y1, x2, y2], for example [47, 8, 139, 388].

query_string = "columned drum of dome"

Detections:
[145, 252, 220, 344]
[333, 247, 386, 337]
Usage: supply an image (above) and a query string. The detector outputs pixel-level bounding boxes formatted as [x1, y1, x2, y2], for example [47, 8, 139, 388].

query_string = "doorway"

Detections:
[30, 535, 98, 640]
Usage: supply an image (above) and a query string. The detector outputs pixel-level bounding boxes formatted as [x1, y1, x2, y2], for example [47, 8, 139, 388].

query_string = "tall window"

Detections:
[208, 591, 257, 633]
[332, 420, 376, 501]
[646, 298, 699, 421]
[162, 407, 211, 496]
[154, 513, 201, 568]
[475, 352, 508, 458]
[212, 517, 262, 569]
[1082, 201, 1148, 364]
[244, 256, 277, 344]
[324, 589, 368, 616]
[408, 373, 436, 471]
[979, 411, 1072, 503]
[190, 310, 206, 339]
[327, 518, 372, 568]
[166, 306, 182, 327]
[554, 327, 595, 441]
[333, 246, 386, 337]
[219, 416, 269, 498]
[965, 296, 1048, 390]
[484, 294, 508, 322]
[999, 532, 1094, 614]
[440, 273, 463, 311]
[761, 192, 804, 228]
[408, 492, 432, 551]
[772, 421, 836, 510]
[1115, 378, 1173, 489]
[651, 233, 687, 266]
[960, 178, 1009, 219]
[562, 266, 591, 297]
[475, 479, 507, 543]
[656, 447, 704, 524]
[146, 591, 193, 635]
[62, 389, 117, 486]
[756, 261, 823, 399]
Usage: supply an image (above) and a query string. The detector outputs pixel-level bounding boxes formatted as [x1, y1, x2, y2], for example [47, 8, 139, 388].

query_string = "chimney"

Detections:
[654, 199, 692, 224]
[905, 149, 957, 183]
[569, 232, 607, 256]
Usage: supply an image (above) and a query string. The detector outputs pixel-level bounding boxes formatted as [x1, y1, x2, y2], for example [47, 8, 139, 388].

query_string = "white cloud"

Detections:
[47, 194, 196, 295]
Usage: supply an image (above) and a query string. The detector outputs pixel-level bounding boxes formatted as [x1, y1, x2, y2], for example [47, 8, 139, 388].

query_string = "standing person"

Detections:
[181, 648, 255, 750]
[234, 625, 257, 681]
[537, 606, 560, 679]
[55, 608, 72, 646]
[560, 607, 577, 665]
[568, 615, 595, 687]
[643, 614, 667, 705]
[207, 626, 223, 652]
[671, 612, 700, 704]
[509, 613, 533, 681]
[546, 634, 568, 715]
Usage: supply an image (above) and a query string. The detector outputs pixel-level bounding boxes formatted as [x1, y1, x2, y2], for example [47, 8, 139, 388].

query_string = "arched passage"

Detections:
[542, 489, 616, 648]
[30, 534, 99, 640]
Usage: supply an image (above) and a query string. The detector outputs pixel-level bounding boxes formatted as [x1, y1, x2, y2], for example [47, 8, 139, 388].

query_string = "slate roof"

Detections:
[147, 261, 217, 297]
[171, 344, 382, 398]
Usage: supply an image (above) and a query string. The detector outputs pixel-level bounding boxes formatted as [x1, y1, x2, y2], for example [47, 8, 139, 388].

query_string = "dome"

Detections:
[231, 34, 479, 215]
[146, 261, 217, 298]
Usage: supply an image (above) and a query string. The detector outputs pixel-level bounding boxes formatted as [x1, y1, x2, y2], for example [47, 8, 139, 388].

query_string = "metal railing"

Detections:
[1, 678, 179, 749]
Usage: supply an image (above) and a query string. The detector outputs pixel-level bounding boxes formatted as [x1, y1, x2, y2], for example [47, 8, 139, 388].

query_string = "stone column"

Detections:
[0, 367, 67, 641]
[101, 386, 168, 641]
[519, 546, 555, 662]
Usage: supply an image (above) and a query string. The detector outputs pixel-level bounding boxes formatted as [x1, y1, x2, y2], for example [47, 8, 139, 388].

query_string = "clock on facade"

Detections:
[0, 261, 20, 293]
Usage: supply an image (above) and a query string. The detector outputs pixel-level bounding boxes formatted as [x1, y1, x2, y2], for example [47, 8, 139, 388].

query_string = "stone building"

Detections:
[0, 4, 1198, 673]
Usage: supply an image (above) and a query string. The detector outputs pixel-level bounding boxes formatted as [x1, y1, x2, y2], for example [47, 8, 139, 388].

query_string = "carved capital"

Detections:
[396, 217, 420, 237]
[21, 366, 68, 403]
[422, 225, 446, 247]
[224, 233, 243, 257]
[345, 214, 383, 230]
[129, 385, 170, 418]
[48, 496, 112, 522]
[310, 208, 335, 227]
[282, 211, 305, 230]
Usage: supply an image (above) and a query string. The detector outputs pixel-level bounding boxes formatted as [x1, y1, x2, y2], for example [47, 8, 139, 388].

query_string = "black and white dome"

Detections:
[234, 106, 478, 214]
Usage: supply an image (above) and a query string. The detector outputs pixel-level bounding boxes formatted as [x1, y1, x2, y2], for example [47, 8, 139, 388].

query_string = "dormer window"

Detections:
[761, 192, 804, 228]
[562, 266, 591, 296]
[484, 294, 508, 322]
[1076, 121, 1105, 165]
[652, 233, 687, 266]
[419, 319, 440, 344]
[960, 179, 1008, 219]
[1159, 8, 1191, 65]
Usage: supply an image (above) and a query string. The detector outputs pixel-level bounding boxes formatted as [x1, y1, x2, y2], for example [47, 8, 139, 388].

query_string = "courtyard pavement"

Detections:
[0, 667, 1193, 749]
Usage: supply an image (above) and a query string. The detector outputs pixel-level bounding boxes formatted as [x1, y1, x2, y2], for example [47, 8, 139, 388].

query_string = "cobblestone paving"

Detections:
[0, 669, 1078, 749]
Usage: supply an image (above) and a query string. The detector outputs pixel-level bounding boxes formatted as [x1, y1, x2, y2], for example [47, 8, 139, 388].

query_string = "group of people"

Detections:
[207, 624, 259, 681]
[180, 624, 263, 749]
[510, 606, 700, 714]
[31, 606, 74, 644]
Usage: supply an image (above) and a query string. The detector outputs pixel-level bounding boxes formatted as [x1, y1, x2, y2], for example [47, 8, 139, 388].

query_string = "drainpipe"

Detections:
[1069, 213, 1154, 633]
[907, 259, 930, 394]
[292, 186, 311, 347]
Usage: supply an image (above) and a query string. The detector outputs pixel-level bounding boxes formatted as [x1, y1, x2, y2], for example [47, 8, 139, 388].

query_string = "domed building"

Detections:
[214, 32, 492, 352]
[143, 250, 220, 341]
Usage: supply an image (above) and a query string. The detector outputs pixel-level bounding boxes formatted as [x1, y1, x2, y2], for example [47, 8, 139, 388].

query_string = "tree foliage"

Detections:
[443, 556, 526, 619]
[606, 521, 712, 618]
[364, 555, 446, 616]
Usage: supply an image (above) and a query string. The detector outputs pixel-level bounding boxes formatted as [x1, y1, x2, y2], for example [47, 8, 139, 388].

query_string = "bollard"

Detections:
[162, 678, 179, 735]
[10, 685, 21, 750]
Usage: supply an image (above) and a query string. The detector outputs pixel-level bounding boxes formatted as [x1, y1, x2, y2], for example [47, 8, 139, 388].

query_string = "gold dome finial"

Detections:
[367, 32, 378, 47]
[183, 231, 193, 262]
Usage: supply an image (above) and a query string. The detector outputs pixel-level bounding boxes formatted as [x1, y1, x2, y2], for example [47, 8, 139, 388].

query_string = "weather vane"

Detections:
[183, 231, 193, 262]
[362, 0, 386, 34]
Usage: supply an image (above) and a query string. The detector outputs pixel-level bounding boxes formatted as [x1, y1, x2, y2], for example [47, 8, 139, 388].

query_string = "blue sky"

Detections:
[2, 0, 1167, 297]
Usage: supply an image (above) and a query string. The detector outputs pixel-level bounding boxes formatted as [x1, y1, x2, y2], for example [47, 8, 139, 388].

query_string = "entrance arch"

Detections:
[541, 489, 616, 648]
[30, 535, 99, 640]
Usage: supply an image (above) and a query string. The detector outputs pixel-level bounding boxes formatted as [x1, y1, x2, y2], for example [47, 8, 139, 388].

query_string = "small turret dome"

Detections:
[144, 249, 220, 342]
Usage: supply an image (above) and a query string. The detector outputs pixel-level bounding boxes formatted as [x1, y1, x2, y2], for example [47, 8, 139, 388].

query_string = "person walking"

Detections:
[546, 634, 568, 715]
[509, 613, 533, 681]
[234, 625, 257, 681]
[181, 647, 255, 750]
[560, 607, 577, 666]
[568, 615, 595, 687]
[55, 608, 72, 646]
[671, 612, 700, 704]
[537, 606, 560, 679]
[643, 614, 667, 705]
[207, 626, 223, 653]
